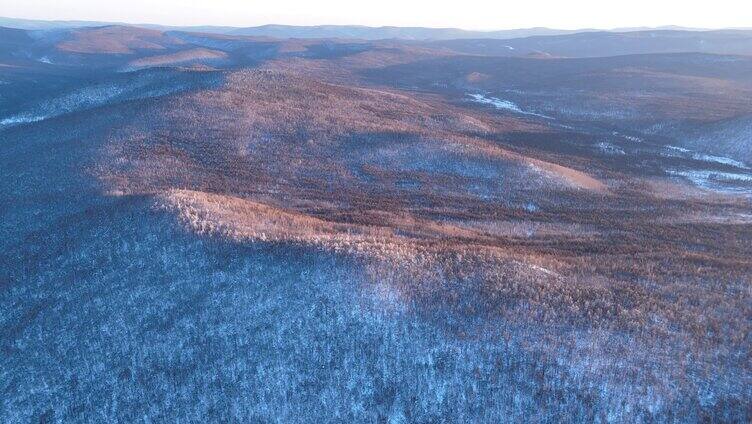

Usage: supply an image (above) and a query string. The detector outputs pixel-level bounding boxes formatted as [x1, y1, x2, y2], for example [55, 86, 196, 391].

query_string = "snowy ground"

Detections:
[468, 93, 553, 119]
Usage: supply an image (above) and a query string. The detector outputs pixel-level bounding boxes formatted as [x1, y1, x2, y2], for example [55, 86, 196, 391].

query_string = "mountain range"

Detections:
[2, 17, 751, 423]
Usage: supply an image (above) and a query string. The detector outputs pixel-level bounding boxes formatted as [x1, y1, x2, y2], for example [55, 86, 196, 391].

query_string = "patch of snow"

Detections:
[611, 131, 642, 142]
[0, 115, 47, 127]
[38, 56, 53, 64]
[529, 264, 559, 277]
[0, 70, 218, 130]
[470, 94, 523, 113]
[668, 169, 752, 193]
[468, 93, 552, 119]
[0, 84, 126, 128]
[505, 45, 515, 50]
[661, 146, 690, 159]
[663, 146, 748, 169]
[691, 152, 749, 169]
[666, 145, 690, 153]
[597, 142, 625, 156]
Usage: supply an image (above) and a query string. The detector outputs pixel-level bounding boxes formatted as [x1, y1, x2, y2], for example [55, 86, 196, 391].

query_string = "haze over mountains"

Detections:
[1, 17, 751, 423]
[2, 15, 748, 40]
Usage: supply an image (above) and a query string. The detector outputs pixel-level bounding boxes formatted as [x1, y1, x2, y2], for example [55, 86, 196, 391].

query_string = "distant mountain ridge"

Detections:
[2, 16, 747, 41]
[221, 25, 581, 40]
[430, 29, 752, 57]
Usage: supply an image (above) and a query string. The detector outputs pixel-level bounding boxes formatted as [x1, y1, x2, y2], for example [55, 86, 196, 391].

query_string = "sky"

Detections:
[1, 0, 749, 30]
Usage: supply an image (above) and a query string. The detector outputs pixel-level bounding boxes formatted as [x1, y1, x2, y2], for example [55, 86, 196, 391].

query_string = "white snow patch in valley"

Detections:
[664, 145, 748, 169]
[38, 56, 53, 64]
[668, 169, 752, 193]
[691, 152, 749, 169]
[666, 145, 690, 153]
[469, 94, 523, 113]
[597, 142, 625, 155]
[0, 83, 134, 129]
[529, 264, 559, 277]
[0, 115, 47, 127]
[468, 93, 552, 119]
[610, 131, 641, 143]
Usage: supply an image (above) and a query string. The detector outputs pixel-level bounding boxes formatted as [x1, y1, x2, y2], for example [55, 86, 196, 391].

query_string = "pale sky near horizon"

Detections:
[0, 0, 749, 30]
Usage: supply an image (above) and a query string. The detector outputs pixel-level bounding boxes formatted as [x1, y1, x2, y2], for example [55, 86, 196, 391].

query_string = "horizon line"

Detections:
[3, 15, 750, 33]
